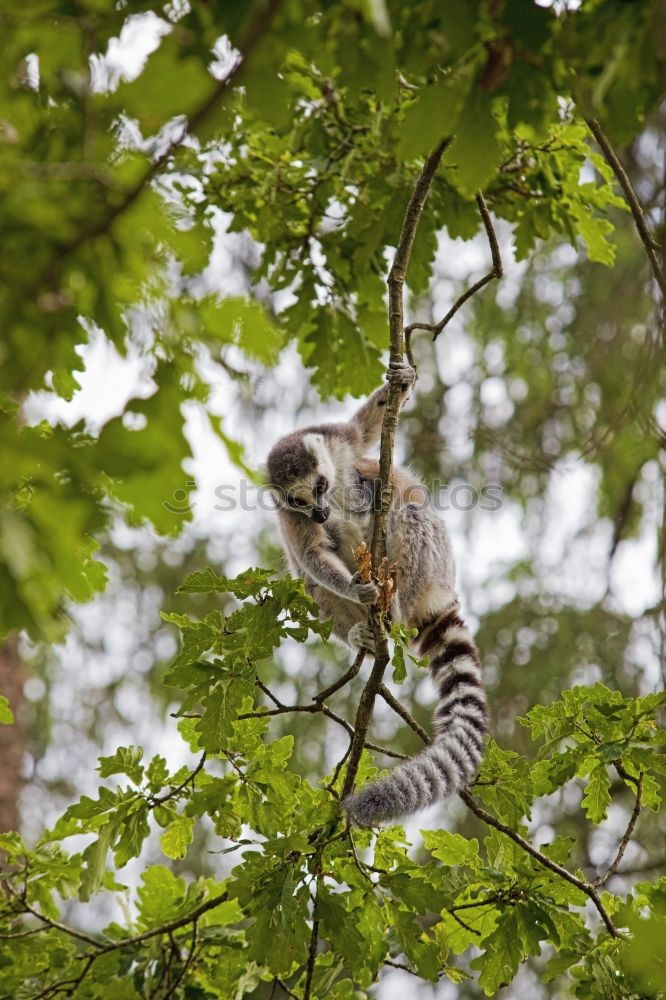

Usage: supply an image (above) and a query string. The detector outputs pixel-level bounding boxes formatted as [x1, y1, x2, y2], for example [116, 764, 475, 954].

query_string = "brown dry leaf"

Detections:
[352, 542, 372, 583]
[376, 556, 397, 615]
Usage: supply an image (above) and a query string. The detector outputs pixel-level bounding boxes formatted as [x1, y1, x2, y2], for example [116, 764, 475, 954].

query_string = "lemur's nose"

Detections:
[312, 506, 330, 524]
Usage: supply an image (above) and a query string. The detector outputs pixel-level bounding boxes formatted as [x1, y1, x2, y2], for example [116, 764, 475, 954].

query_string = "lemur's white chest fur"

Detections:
[324, 438, 375, 573]
[328, 501, 373, 573]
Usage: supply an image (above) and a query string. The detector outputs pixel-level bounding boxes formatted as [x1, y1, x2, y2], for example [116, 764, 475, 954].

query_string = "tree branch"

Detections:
[405, 193, 502, 366]
[322, 707, 407, 759]
[372, 136, 451, 565]
[313, 650, 365, 702]
[593, 773, 643, 888]
[4, 886, 230, 999]
[148, 752, 207, 806]
[378, 684, 431, 745]
[458, 789, 620, 938]
[239, 686, 406, 760]
[302, 888, 320, 1000]
[164, 922, 198, 999]
[48, 890, 227, 955]
[585, 117, 666, 298]
[341, 139, 449, 802]
[31, 953, 97, 1000]
[599, 857, 666, 879]
[275, 979, 301, 999]
[2, 883, 101, 950]
[385, 958, 420, 976]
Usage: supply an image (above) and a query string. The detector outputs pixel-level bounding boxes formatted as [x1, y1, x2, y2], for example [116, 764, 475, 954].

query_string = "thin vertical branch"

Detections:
[586, 117, 666, 298]
[371, 137, 451, 566]
[661, 472, 666, 689]
[593, 774, 644, 887]
[340, 139, 449, 801]
[163, 922, 198, 999]
[303, 894, 320, 1000]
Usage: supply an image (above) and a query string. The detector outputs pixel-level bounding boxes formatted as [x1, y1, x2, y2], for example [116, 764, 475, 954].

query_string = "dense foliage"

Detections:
[0, 1, 664, 997]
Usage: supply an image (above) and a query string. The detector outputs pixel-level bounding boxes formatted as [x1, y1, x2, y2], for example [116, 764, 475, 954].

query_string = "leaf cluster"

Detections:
[1, 570, 664, 997]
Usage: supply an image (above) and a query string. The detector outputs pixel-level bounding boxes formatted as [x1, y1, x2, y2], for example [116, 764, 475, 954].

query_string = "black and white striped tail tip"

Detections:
[343, 608, 489, 827]
[343, 732, 486, 827]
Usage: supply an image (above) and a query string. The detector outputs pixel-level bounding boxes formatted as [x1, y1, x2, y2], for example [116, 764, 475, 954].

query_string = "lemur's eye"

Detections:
[291, 496, 307, 508]
[315, 476, 328, 493]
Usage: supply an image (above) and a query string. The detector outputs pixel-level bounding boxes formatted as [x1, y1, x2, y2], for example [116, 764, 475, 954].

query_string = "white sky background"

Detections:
[17, 13, 665, 999]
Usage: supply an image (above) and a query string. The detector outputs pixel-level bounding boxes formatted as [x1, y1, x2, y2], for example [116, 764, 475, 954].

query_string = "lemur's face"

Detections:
[284, 433, 335, 523]
[267, 432, 336, 523]
[285, 469, 331, 522]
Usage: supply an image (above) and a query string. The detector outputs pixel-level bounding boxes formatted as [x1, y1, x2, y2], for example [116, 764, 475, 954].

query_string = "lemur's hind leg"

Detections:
[386, 502, 458, 629]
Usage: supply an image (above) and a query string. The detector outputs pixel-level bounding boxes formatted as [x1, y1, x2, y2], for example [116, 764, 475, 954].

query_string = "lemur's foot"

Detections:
[386, 361, 416, 392]
[347, 622, 376, 653]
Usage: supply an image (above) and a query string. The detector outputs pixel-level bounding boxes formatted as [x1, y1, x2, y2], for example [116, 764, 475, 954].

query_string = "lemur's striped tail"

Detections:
[344, 605, 488, 826]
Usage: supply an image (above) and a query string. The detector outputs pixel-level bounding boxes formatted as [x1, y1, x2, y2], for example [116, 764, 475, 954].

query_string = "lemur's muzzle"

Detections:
[311, 505, 330, 524]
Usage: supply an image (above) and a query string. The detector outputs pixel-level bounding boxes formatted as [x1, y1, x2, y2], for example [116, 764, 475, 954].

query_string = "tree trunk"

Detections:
[0, 636, 26, 832]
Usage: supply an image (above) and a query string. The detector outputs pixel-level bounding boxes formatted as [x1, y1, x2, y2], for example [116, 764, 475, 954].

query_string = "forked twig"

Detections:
[405, 192, 503, 366]
[313, 650, 365, 702]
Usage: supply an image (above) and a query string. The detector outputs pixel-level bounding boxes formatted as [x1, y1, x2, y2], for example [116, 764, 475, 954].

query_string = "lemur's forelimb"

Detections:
[350, 361, 416, 451]
[292, 533, 379, 606]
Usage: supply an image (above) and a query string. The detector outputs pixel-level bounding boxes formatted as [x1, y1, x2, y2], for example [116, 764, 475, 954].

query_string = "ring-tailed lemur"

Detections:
[266, 362, 488, 826]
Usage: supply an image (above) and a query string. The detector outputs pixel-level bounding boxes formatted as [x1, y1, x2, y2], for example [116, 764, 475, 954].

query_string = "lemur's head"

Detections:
[267, 431, 335, 523]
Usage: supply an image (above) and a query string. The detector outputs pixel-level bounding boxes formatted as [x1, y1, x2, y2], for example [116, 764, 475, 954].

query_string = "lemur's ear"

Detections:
[258, 464, 283, 508]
